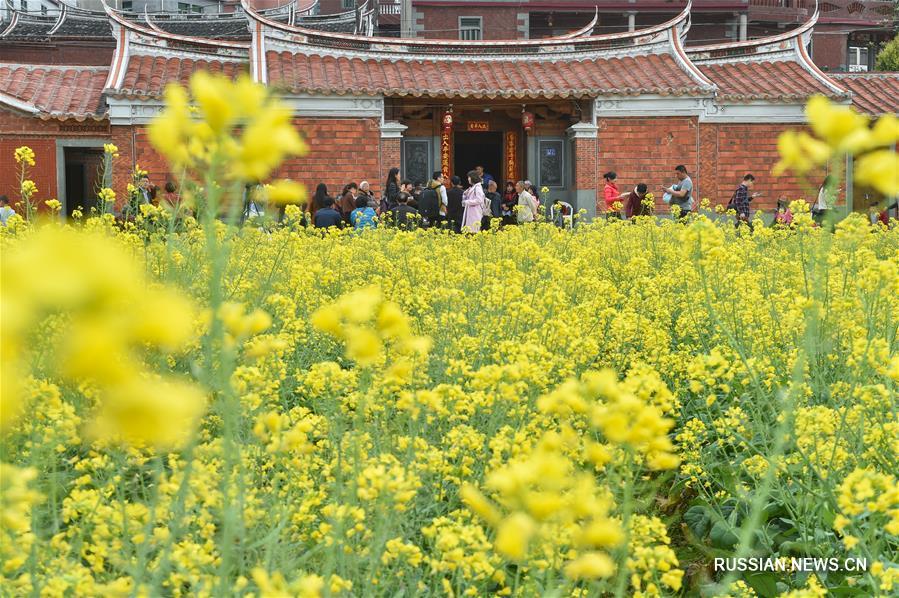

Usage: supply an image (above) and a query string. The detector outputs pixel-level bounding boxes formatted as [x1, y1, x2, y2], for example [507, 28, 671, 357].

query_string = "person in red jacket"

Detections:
[603, 171, 628, 218]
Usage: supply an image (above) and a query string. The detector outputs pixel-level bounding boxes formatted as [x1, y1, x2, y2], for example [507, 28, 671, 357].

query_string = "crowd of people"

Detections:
[600, 166, 898, 230]
[3, 163, 896, 230]
[298, 165, 549, 233]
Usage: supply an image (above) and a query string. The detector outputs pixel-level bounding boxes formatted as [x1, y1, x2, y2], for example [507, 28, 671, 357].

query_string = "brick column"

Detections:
[380, 121, 407, 195]
[567, 122, 599, 222]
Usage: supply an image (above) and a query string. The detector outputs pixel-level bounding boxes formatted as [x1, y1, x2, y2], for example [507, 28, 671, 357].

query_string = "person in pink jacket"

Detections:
[461, 170, 488, 233]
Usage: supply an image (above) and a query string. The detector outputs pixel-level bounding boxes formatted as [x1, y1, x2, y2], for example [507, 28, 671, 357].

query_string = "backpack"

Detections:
[419, 187, 440, 224]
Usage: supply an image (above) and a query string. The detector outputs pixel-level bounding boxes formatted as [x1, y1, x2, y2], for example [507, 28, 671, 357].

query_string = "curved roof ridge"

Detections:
[793, 22, 848, 97]
[295, 1, 359, 22]
[47, 0, 67, 34]
[547, 8, 598, 40]
[244, 0, 693, 53]
[104, 2, 249, 49]
[667, 11, 715, 90]
[688, 2, 817, 53]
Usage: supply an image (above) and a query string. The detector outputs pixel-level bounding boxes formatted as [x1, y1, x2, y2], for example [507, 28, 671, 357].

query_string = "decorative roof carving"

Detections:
[686, 2, 848, 102]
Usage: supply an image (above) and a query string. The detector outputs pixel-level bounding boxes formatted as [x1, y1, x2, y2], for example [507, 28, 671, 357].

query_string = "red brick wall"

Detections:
[280, 118, 383, 197]
[572, 135, 599, 208]
[0, 110, 111, 209]
[380, 137, 402, 192]
[706, 123, 827, 208]
[811, 30, 848, 73]
[598, 117, 699, 213]
[111, 117, 384, 206]
[416, 6, 521, 40]
[598, 117, 826, 213]
[0, 43, 114, 66]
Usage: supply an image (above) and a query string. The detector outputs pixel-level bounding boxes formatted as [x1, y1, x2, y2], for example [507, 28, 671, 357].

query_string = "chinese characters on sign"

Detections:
[441, 129, 452, 180]
[505, 131, 518, 183]
[467, 121, 490, 132]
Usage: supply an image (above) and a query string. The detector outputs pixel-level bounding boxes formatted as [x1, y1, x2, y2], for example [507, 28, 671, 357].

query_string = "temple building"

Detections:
[0, 0, 896, 218]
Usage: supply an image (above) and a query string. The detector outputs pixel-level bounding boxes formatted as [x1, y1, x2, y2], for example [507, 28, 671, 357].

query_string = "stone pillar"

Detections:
[380, 121, 407, 194]
[739, 13, 748, 41]
[627, 12, 636, 33]
[567, 122, 599, 222]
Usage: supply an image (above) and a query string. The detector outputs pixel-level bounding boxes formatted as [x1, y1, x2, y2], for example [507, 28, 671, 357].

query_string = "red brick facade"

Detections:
[0, 44, 114, 67]
[0, 111, 111, 204]
[597, 117, 827, 213]
[103, 117, 385, 207]
[0, 108, 838, 218]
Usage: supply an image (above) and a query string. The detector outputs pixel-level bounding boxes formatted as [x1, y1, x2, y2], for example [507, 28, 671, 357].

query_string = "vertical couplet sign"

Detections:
[441, 129, 452, 180]
[505, 130, 518, 183]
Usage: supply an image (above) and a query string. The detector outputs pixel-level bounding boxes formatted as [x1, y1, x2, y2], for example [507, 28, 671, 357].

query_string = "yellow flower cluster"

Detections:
[833, 468, 899, 549]
[2, 89, 897, 597]
[463, 432, 623, 580]
[539, 369, 680, 470]
[14, 145, 35, 166]
[98, 187, 116, 204]
[311, 285, 430, 366]
[0, 463, 42, 574]
[776, 95, 899, 195]
[2, 227, 205, 449]
[626, 515, 683, 597]
[148, 72, 306, 182]
[20, 179, 37, 199]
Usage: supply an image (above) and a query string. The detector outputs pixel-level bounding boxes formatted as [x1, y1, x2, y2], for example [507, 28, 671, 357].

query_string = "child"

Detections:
[774, 198, 793, 227]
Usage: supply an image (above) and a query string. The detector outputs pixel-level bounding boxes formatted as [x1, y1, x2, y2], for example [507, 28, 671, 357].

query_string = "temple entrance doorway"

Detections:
[453, 131, 503, 188]
[63, 147, 104, 218]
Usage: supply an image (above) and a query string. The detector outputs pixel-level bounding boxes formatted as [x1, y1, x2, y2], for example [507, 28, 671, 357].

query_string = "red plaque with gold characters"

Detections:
[441, 129, 452, 180]
[505, 131, 518, 183]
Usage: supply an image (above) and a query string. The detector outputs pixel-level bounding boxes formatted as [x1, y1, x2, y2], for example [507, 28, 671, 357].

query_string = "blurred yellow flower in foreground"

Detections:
[776, 95, 899, 194]
[1, 226, 204, 449]
[148, 72, 306, 183]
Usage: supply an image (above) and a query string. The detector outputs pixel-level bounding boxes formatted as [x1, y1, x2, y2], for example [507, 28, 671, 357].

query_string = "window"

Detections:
[342, 0, 355, 9]
[121, 0, 132, 10]
[19, 0, 27, 10]
[41, 4, 47, 14]
[537, 139, 565, 189]
[177, 2, 191, 13]
[191, 5, 203, 13]
[459, 17, 482, 41]
[848, 46, 869, 72]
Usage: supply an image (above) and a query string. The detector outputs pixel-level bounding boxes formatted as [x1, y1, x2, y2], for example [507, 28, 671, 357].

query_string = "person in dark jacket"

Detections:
[418, 180, 441, 228]
[312, 183, 330, 213]
[446, 175, 464, 233]
[382, 167, 401, 212]
[501, 181, 518, 226]
[483, 180, 502, 230]
[338, 182, 358, 222]
[624, 183, 650, 219]
[389, 193, 419, 230]
[314, 196, 343, 229]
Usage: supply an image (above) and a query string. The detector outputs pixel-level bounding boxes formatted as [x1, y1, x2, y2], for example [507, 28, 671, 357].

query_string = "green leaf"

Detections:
[709, 520, 739, 549]
[684, 505, 711, 538]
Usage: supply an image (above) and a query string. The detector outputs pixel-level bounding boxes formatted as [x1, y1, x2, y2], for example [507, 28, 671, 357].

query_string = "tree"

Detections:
[874, 34, 899, 71]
